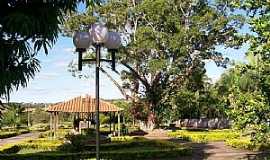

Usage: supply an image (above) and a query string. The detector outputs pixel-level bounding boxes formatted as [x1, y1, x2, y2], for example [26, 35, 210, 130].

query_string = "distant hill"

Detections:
[3, 102, 52, 108]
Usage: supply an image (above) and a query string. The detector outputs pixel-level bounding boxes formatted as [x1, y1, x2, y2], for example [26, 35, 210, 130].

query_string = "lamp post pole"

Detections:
[95, 44, 101, 160]
[73, 24, 121, 160]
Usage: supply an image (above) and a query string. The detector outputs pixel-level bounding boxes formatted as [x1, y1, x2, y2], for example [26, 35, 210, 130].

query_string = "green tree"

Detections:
[214, 0, 270, 144]
[64, 0, 244, 126]
[31, 108, 50, 125]
[2, 103, 24, 128]
[217, 54, 270, 144]
[113, 100, 132, 124]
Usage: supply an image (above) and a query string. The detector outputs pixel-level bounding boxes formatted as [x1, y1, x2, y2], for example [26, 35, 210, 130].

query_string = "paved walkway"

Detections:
[0, 132, 40, 147]
[144, 129, 269, 160]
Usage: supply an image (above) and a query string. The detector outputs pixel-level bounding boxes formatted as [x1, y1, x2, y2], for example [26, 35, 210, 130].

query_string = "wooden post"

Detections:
[27, 106, 31, 127]
[113, 112, 115, 132]
[133, 116, 135, 127]
[109, 112, 112, 133]
[88, 113, 90, 129]
[123, 112, 125, 125]
[56, 112, 59, 131]
[53, 112, 56, 138]
[50, 112, 53, 137]
[117, 111, 120, 137]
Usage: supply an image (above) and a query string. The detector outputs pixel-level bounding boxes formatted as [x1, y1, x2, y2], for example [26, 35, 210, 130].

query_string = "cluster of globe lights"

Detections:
[73, 23, 121, 50]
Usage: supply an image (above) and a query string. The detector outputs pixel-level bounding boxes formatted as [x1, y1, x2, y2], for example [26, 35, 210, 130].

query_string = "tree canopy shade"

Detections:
[0, 0, 89, 101]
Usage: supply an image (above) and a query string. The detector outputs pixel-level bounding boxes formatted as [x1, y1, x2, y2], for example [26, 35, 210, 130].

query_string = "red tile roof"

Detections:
[46, 95, 123, 113]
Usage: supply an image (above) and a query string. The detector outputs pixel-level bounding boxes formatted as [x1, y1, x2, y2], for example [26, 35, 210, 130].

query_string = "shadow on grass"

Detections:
[168, 137, 270, 160]
[167, 138, 213, 160]
[241, 152, 270, 160]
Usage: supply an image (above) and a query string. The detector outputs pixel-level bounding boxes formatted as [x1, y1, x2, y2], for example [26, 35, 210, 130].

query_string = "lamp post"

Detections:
[73, 23, 121, 160]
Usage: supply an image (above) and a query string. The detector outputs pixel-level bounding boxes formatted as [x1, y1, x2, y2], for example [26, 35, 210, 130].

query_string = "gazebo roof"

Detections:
[46, 95, 123, 113]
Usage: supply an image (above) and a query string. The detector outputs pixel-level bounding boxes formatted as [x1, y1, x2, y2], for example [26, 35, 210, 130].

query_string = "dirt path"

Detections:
[0, 132, 40, 147]
[144, 129, 269, 160]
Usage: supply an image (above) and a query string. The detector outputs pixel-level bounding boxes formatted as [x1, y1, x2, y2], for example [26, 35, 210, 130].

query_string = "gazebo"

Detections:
[46, 95, 123, 137]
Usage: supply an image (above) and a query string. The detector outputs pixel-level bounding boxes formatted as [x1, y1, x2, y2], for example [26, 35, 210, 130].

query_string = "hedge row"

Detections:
[0, 138, 64, 154]
[0, 148, 191, 160]
[0, 129, 30, 139]
[82, 139, 181, 151]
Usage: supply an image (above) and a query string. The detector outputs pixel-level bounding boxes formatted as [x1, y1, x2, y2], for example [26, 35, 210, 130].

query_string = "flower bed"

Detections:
[226, 138, 270, 151]
[168, 129, 240, 143]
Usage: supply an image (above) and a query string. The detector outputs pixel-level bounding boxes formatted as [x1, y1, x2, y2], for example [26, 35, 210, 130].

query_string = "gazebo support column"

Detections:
[55, 112, 58, 132]
[53, 112, 56, 138]
[117, 111, 120, 137]
[123, 112, 125, 125]
[113, 112, 115, 132]
[88, 113, 90, 129]
[50, 112, 53, 137]
[109, 112, 112, 133]
[56, 112, 59, 131]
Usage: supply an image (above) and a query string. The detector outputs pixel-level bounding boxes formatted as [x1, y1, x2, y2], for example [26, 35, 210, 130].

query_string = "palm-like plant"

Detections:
[0, 0, 86, 101]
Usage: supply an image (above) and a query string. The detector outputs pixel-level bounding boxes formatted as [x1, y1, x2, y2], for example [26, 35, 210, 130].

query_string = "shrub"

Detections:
[1, 145, 20, 154]
[30, 124, 50, 132]
[39, 129, 70, 138]
[110, 136, 144, 142]
[64, 133, 91, 151]
[20, 139, 64, 151]
[0, 132, 18, 139]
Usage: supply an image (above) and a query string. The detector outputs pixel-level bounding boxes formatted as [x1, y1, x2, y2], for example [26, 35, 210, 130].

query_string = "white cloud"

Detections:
[54, 59, 69, 67]
[63, 47, 75, 53]
[36, 72, 60, 80]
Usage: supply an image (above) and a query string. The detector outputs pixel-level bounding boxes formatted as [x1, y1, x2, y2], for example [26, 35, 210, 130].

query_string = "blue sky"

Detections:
[8, 36, 247, 103]
[9, 36, 123, 103]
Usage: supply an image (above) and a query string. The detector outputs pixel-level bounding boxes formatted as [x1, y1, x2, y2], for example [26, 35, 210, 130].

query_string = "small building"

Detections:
[46, 95, 123, 137]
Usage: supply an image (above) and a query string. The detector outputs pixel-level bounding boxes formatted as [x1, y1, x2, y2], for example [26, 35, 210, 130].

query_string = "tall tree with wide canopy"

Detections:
[64, 0, 244, 126]
[0, 0, 91, 103]
[63, 0, 245, 126]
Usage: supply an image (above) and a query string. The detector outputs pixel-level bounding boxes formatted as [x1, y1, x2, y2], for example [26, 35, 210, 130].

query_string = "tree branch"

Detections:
[100, 67, 134, 101]
[121, 61, 151, 91]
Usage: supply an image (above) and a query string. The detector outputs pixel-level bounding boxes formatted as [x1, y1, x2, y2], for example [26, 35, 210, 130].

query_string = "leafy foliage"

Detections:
[0, 0, 85, 101]
[216, 54, 270, 144]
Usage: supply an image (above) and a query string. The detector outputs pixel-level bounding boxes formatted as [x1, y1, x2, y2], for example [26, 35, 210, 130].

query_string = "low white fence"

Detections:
[175, 118, 230, 129]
